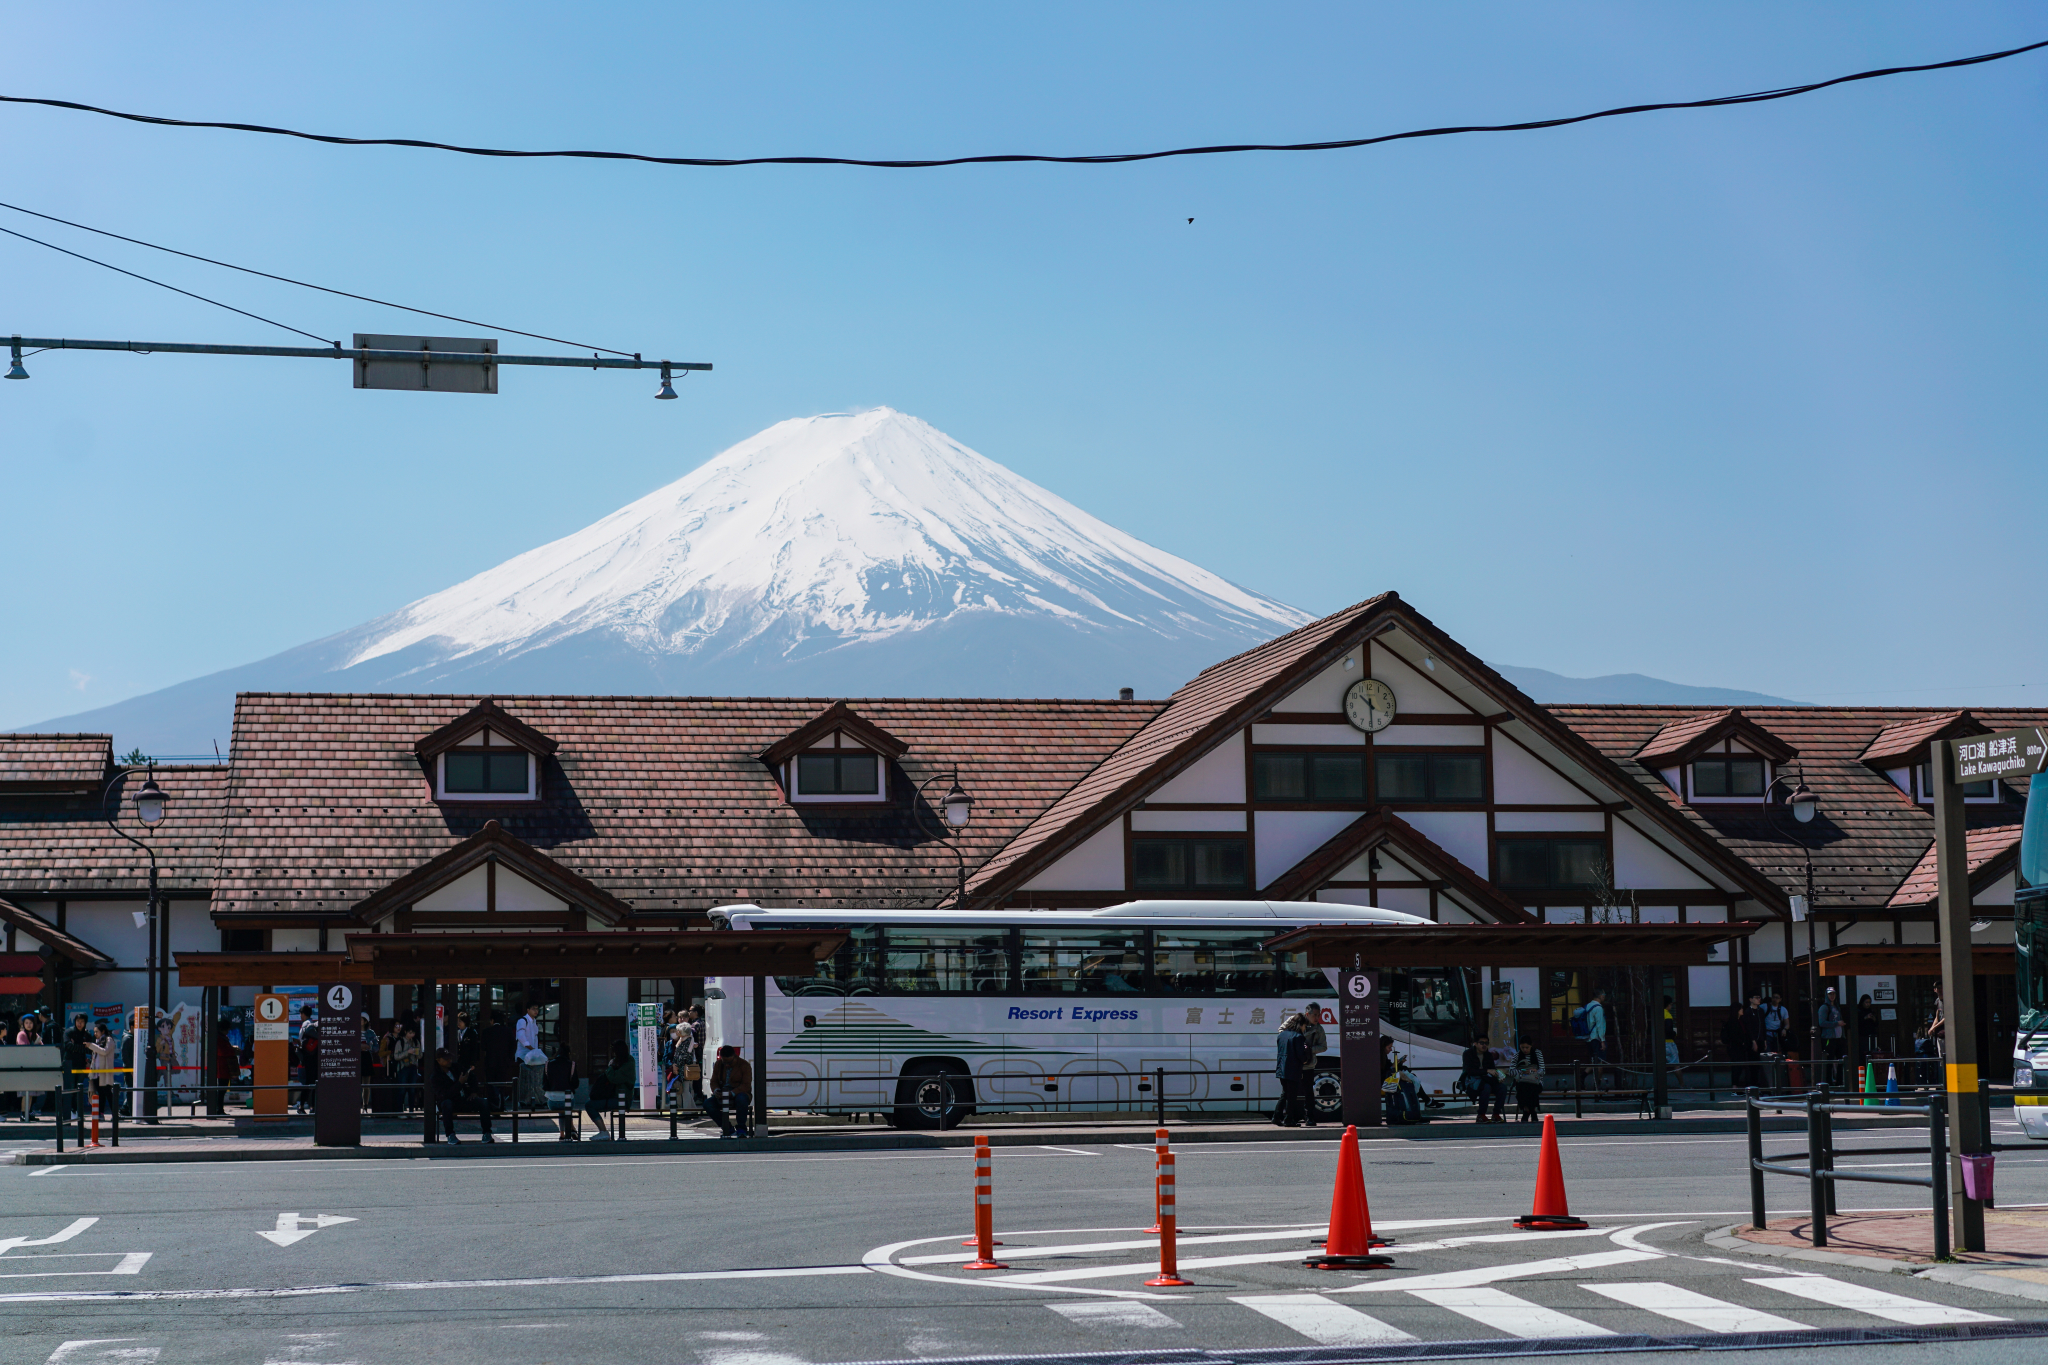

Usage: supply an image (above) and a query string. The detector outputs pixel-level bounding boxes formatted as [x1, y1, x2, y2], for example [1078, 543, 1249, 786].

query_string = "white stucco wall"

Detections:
[1395, 810, 1489, 877]
[1131, 810, 1246, 832]
[1149, 730, 1247, 803]
[1018, 823, 1127, 891]
[1375, 726, 1486, 747]
[1371, 650, 1470, 715]
[1492, 736, 1595, 804]
[1255, 810, 1361, 888]
[1271, 655, 1360, 713]
[1612, 822, 1714, 890]
[1494, 811, 1606, 832]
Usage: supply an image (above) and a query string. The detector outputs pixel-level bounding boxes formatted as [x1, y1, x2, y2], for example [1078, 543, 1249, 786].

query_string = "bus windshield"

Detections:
[2018, 773, 2048, 1035]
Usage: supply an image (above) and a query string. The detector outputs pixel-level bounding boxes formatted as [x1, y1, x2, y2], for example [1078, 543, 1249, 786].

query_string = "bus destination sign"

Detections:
[1952, 728, 2048, 783]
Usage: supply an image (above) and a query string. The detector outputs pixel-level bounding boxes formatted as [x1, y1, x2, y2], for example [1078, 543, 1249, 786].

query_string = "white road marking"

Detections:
[0, 1217, 97, 1252]
[1748, 1276, 2007, 1326]
[1037, 1146, 1101, 1156]
[1233, 1294, 1414, 1344]
[1048, 1301, 1181, 1329]
[1581, 1281, 1805, 1333]
[902, 1226, 1323, 1264]
[0, 1252, 151, 1279]
[996, 1248, 1316, 1284]
[1343, 1248, 1661, 1292]
[27, 1166, 65, 1177]
[46, 1343, 158, 1364]
[258, 1213, 357, 1247]
[1406, 1286, 1614, 1338]
[0, 1262, 871, 1304]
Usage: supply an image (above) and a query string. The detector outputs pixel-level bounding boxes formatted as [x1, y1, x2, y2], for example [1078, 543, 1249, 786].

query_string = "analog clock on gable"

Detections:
[1343, 678, 1397, 733]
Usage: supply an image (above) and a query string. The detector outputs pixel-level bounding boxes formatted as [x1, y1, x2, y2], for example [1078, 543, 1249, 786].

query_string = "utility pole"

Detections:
[1930, 736, 1985, 1253]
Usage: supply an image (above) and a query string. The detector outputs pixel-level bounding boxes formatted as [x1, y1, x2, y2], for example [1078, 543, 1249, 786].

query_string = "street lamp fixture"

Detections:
[135, 772, 168, 826]
[655, 361, 678, 400]
[6, 341, 26, 380]
[941, 781, 974, 829]
[102, 760, 170, 1123]
[1788, 779, 1817, 825]
[1766, 770, 1825, 1077]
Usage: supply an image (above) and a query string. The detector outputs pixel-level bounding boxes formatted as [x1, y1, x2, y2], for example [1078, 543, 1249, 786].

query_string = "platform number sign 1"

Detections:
[1338, 962, 1382, 1128]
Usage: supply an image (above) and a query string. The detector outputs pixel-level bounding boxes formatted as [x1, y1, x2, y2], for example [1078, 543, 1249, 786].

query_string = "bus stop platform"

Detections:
[4, 1104, 1936, 1165]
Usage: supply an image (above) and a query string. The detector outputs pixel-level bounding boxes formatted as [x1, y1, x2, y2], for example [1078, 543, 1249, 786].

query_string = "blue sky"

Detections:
[3, 4, 2043, 729]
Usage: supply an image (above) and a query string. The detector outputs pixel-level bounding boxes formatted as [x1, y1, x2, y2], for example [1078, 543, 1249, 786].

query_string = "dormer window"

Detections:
[1913, 763, 1997, 803]
[1691, 755, 1765, 798]
[414, 701, 557, 805]
[437, 727, 536, 801]
[795, 745, 883, 799]
[760, 701, 909, 807]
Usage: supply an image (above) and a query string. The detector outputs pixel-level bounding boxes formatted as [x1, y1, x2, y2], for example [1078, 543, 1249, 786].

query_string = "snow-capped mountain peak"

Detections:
[344, 407, 1309, 679]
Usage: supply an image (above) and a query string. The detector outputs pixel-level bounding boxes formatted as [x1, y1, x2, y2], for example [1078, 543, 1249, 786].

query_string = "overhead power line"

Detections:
[0, 199, 634, 357]
[1, 38, 2042, 169]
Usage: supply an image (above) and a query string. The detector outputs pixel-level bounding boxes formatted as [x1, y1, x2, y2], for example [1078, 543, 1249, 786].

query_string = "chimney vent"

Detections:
[1118, 687, 1135, 702]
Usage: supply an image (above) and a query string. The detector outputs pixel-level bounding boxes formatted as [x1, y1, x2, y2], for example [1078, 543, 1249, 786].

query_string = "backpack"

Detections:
[1569, 1005, 1592, 1040]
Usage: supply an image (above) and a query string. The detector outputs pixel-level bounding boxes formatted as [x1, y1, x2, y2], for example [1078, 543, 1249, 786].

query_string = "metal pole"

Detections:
[751, 975, 769, 1138]
[1819, 1085, 1838, 1216]
[1805, 1095, 1827, 1246]
[1806, 851, 1820, 1084]
[1747, 1087, 1766, 1230]
[420, 977, 438, 1145]
[1930, 738, 1986, 1253]
[145, 853, 158, 1122]
[7, 334, 711, 372]
[1155, 1067, 1166, 1126]
[1653, 1017, 1670, 1118]
[1930, 1094, 1950, 1262]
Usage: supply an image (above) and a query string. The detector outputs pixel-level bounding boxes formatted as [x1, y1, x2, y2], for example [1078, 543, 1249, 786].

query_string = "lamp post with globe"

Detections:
[915, 772, 976, 907]
[1765, 773, 1823, 1078]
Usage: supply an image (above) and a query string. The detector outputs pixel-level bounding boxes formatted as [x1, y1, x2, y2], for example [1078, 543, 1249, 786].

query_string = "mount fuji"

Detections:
[35, 409, 1316, 753]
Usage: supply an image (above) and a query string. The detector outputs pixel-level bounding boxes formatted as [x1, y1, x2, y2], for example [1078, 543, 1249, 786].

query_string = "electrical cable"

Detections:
[0, 38, 2042, 169]
[0, 221, 336, 346]
[0, 199, 634, 357]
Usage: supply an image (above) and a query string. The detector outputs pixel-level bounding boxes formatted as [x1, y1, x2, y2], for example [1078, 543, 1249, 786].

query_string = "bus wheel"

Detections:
[1310, 1069, 1342, 1120]
[895, 1060, 975, 1130]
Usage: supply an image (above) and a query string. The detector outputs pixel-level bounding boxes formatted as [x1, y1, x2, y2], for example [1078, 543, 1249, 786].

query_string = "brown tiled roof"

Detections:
[1859, 710, 1982, 769]
[1548, 705, 2048, 916]
[968, 594, 1397, 900]
[1886, 823, 2022, 910]
[0, 764, 227, 897]
[415, 698, 559, 759]
[1259, 809, 1534, 922]
[759, 701, 910, 767]
[1635, 709, 1795, 767]
[212, 693, 1161, 919]
[0, 734, 111, 789]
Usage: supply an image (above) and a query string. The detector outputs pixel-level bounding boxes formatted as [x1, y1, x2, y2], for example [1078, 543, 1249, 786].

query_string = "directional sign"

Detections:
[1952, 727, 2048, 783]
[258, 1212, 357, 1247]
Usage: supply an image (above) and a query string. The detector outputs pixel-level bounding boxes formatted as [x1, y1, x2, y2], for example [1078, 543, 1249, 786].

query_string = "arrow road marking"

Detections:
[258, 1214, 357, 1248]
[0, 1218, 97, 1254]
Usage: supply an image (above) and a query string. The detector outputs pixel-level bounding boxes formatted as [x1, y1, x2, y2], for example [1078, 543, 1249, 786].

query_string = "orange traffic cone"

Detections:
[1514, 1114, 1589, 1230]
[1305, 1126, 1394, 1269]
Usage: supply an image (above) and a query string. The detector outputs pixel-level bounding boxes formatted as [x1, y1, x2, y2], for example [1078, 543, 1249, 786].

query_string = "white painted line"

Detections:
[1343, 1249, 1661, 1293]
[0, 1252, 151, 1279]
[0, 1262, 871, 1304]
[902, 1226, 1324, 1264]
[1747, 1276, 2007, 1326]
[45, 1342, 157, 1364]
[26, 1166, 65, 1177]
[999, 1247, 1316, 1284]
[1233, 1294, 1414, 1344]
[1049, 1301, 1181, 1329]
[1580, 1281, 1805, 1333]
[1038, 1146, 1101, 1157]
[1405, 1286, 1614, 1338]
[1391, 1227, 1618, 1254]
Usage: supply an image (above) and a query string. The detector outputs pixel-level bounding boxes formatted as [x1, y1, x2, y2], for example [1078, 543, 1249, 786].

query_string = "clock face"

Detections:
[1344, 678, 1398, 733]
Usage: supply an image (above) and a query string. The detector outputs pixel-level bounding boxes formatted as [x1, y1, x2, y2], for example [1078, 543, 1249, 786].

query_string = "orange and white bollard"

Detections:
[1144, 1149, 1192, 1286]
[961, 1135, 1004, 1248]
[1145, 1126, 1168, 1233]
[962, 1139, 1007, 1270]
[87, 1086, 101, 1148]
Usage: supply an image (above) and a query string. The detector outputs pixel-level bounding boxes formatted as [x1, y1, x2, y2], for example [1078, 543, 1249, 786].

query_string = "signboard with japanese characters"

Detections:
[1952, 728, 2048, 783]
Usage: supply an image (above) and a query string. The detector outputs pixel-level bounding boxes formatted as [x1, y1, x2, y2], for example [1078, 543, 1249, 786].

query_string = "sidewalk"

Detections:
[3, 1102, 1931, 1165]
[1735, 1208, 2048, 1269]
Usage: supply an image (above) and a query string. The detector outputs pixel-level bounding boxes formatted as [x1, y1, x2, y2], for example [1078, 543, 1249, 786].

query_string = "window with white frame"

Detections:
[1912, 762, 1999, 803]
[436, 726, 537, 801]
[789, 732, 887, 802]
[1687, 741, 1768, 802]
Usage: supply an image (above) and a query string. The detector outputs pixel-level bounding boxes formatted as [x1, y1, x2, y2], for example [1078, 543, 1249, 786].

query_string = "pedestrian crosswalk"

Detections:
[1232, 1293, 1413, 1344]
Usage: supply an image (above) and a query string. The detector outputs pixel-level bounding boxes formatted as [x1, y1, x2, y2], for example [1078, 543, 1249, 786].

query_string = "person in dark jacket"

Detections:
[1271, 1016, 1308, 1127]
[585, 1039, 634, 1139]
[708, 1044, 753, 1138]
[545, 1045, 582, 1140]
[62, 1014, 93, 1124]
[478, 1007, 516, 1113]
[1460, 1033, 1506, 1123]
[295, 1008, 318, 1114]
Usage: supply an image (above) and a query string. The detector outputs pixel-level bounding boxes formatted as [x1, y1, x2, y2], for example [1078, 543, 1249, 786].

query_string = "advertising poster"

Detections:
[629, 1002, 661, 1110]
[162, 1000, 204, 1104]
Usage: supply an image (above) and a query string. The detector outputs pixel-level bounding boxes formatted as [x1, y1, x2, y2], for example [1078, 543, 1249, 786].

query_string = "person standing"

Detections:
[1661, 995, 1680, 1068]
[391, 1026, 422, 1113]
[516, 1004, 548, 1108]
[15, 1014, 45, 1120]
[1511, 1036, 1546, 1122]
[294, 1007, 319, 1114]
[1817, 988, 1845, 1080]
[479, 1007, 515, 1116]
[1272, 1015, 1307, 1127]
[1855, 993, 1881, 1071]
[211, 1017, 239, 1116]
[1581, 989, 1609, 1088]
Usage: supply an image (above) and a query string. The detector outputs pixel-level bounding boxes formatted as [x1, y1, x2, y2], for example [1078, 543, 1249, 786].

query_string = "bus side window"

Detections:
[1020, 933, 1147, 994]
[1151, 933, 1276, 995]
[882, 933, 1010, 994]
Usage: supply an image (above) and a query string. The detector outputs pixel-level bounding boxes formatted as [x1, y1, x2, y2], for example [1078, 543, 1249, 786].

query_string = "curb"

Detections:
[1704, 1224, 2048, 1305]
[13, 1113, 1859, 1166]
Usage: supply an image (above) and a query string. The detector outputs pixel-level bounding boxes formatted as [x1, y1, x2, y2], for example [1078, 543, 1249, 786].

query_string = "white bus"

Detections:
[702, 900, 1473, 1127]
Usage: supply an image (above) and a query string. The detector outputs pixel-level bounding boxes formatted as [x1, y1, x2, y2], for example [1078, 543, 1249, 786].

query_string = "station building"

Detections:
[1, 592, 2036, 1070]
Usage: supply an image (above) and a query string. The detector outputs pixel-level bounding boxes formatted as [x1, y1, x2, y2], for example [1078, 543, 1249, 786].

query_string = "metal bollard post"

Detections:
[1929, 1094, 1950, 1262]
[1818, 1086, 1838, 1216]
[53, 1090, 62, 1153]
[1747, 1088, 1766, 1230]
[1574, 1065, 1584, 1119]
[1155, 1067, 1166, 1126]
[1805, 1096, 1827, 1247]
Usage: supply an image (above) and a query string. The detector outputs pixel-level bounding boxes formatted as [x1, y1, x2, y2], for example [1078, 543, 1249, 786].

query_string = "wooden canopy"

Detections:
[1263, 921, 1761, 970]
[1810, 944, 2016, 978]
[175, 929, 848, 988]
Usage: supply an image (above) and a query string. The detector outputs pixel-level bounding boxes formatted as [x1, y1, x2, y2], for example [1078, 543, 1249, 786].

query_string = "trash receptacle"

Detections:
[1960, 1152, 1995, 1207]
